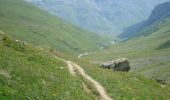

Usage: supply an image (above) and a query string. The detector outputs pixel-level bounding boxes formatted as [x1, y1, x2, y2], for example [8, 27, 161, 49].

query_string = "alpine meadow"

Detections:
[0, 0, 170, 100]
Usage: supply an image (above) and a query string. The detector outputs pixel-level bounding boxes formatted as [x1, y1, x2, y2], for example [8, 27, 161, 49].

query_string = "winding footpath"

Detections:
[69, 61, 112, 100]
[51, 54, 113, 100]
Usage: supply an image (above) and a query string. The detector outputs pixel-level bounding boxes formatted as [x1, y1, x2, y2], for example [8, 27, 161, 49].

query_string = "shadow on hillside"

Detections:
[156, 40, 170, 50]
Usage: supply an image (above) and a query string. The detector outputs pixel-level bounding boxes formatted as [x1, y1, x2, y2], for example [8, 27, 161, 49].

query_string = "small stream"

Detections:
[78, 40, 117, 59]
[78, 52, 89, 59]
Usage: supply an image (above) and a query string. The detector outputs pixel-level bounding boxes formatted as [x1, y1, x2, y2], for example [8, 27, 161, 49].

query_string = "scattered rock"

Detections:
[101, 58, 131, 72]
[155, 79, 166, 84]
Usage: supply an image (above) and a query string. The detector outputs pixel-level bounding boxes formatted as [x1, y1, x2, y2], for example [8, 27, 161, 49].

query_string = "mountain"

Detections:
[25, 0, 117, 35]
[120, 2, 170, 39]
[80, 14, 170, 99]
[25, 0, 169, 35]
[1, 0, 170, 99]
[80, 3, 170, 98]
[0, 0, 107, 56]
[147, 1, 170, 25]
[1, 22, 170, 99]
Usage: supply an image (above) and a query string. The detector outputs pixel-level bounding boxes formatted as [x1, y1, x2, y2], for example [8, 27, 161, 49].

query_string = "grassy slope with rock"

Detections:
[0, 0, 108, 56]
[0, 0, 170, 99]
[77, 13, 170, 100]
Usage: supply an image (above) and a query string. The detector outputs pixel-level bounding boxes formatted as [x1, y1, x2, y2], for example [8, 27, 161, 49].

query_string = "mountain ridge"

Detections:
[25, 0, 170, 35]
[119, 1, 170, 39]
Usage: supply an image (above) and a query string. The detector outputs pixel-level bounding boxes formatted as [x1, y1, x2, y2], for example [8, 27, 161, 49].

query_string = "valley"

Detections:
[0, 0, 108, 56]
[0, 0, 170, 100]
[26, 0, 170, 35]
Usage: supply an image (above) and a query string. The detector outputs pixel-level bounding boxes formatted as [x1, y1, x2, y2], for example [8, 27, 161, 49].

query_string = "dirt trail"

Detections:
[70, 62, 113, 100]
[66, 61, 76, 76]
[51, 54, 112, 100]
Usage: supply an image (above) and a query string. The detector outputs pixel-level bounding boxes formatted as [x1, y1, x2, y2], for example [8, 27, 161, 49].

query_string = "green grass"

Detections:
[0, 0, 108, 56]
[0, 0, 170, 99]
[76, 60, 170, 99]
[0, 34, 96, 100]
[74, 15, 170, 99]
[82, 16, 170, 82]
[157, 40, 170, 49]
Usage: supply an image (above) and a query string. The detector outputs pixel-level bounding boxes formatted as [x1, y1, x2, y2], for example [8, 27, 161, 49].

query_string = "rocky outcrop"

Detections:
[101, 58, 131, 72]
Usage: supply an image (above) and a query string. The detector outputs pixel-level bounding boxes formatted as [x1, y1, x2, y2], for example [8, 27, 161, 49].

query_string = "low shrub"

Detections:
[2, 36, 27, 52]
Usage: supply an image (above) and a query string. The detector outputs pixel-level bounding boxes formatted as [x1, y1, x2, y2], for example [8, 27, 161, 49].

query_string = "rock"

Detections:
[101, 58, 131, 72]
[101, 61, 114, 69]
[155, 79, 166, 84]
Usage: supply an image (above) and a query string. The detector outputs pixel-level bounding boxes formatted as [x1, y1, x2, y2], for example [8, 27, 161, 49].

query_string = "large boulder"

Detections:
[101, 58, 130, 72]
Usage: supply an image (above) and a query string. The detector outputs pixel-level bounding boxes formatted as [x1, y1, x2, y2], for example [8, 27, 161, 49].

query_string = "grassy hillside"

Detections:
[1, 0, 170, 99]
[0, 0, 107, 56]
[0, 33, 97, 99]
[77, 60, 170, 99]
[82, 16, 170, 83]
[1, 33, 169, 100]
[120, 2, 170, 39]
[75, 13, 170, 99]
